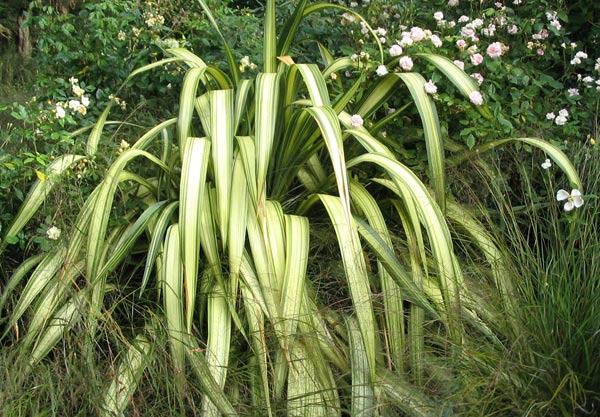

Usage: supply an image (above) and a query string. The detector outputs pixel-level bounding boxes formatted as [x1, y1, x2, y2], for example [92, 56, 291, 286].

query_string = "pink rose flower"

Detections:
[470, 53, 484, 65]
[389, 44, 403, 57]
[350, 114, 364, 127]
[399, 56, 414, 71]
[471, 72, 484, 85]
[410, 26, 426, 42]
[486, 42, 504, 58]
[469, 91, 484, 105]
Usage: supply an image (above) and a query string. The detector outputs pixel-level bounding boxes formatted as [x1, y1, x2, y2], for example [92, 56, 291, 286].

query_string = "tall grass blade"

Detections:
[233, 79, 253, 134]
[446, 201, 518, 327]
[350, 181, 405, 370]
[21, 260, 84, 350]
[240, 272, 273, 417]
[228, 154, 249, 279]
[354, 218, 438, 318]
[162, 224, 186, 376]
[202, 281, 232, 417]
[177, 67, 206, 153]
[96, 201, 168, 284]
[319, 194, 377, 378]
[417, 53, 492, 119]
[287, 342, 332, 417]
[29, 290, 86, 367]
[0, 253, 45, 318]
[184, 333, 239, 416]
[393, 201, 426, 384]
[450, 137, 582, 190]
[281, 215, 309, 344]
[276, 214, 310, 400]
[191, 0, 239, 82]
[209, 89, 234, 247]
[179, 137, 211, 332]
[395, 72, 446, 210]
[140, 201, 179, 296]
[255, 72, 281, 209]
[376, 371, 439, 417]
[263, 0, 276, 73]
[86, 103, 114, 156]
[276, 0, 308, 57]
[5, 248, 67, 335]
[347, 316, 375, 417]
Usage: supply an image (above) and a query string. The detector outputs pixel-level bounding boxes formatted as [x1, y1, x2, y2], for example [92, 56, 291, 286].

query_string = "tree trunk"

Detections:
[17, 13, 31, 59]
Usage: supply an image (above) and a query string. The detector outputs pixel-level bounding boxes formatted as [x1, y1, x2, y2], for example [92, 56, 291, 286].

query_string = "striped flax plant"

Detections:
[0, 0, 583, 415]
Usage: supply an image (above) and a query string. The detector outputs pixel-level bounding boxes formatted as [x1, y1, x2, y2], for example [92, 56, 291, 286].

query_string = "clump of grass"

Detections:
[449, 144, 600, 416]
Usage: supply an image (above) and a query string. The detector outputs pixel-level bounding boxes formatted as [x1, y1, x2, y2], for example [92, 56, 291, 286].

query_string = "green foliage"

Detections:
[0, 78, 100, 250]
[23, 0, 263, 108]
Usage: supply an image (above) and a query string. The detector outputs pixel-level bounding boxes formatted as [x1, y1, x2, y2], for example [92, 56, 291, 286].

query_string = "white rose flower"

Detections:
[46, 226, 61, 240]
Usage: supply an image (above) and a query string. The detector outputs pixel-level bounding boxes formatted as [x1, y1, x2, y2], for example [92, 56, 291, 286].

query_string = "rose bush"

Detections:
[331, 0, 599, 151]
